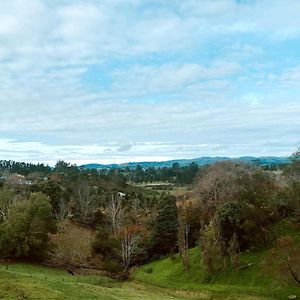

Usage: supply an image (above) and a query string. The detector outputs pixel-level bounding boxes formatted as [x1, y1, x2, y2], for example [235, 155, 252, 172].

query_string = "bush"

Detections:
[103, 259, 123, 273]
[92, 226, 120, 260]
[0, 192, 57, 258]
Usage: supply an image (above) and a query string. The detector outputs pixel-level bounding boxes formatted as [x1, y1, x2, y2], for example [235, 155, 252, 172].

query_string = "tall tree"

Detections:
[120, 225, 141, 271]
[0, 192, 57, 258]
[107, 194, 125, 236]
[149, 194, 178, 257]
[178, 205, 190, 272]
[74, 182, 94, 224]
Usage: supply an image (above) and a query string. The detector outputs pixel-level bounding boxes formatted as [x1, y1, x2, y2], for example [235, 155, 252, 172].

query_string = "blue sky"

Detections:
[1, 0, 300, 165]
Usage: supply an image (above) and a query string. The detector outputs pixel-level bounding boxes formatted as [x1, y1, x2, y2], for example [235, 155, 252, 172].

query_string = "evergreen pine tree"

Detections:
[149, 194, 178, 257]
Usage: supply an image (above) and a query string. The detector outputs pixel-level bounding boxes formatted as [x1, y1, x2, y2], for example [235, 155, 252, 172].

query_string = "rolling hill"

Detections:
[81, 156, 290, 169]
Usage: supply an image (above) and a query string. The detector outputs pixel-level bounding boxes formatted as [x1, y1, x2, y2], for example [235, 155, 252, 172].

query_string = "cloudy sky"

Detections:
[1, 0, 300, 165]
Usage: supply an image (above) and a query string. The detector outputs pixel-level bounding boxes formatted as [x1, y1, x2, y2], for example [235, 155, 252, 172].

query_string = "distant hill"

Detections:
[81, 156, 290, 169]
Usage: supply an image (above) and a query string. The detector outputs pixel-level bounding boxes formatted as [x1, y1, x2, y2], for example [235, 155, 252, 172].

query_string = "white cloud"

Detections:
[0, 100, 299, 164]
[279, 65, 300, 87]
[110, 61, 241, 96]
[0, 0, 299, 163]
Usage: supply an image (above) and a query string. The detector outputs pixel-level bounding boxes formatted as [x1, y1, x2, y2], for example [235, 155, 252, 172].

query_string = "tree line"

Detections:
[0, 159, 200, 185]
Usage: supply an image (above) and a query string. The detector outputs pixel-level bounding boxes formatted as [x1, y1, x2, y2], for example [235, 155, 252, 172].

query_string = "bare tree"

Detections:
[195, 163, 234, 225]
[120, 225, 141, 271]
[55, 199, 70, 229]
[74, 182, 94, 223]
[194, 162, 255, 226]
[107, 194, 125, 236]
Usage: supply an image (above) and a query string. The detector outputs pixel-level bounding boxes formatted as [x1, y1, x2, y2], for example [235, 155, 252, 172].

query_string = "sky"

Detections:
[1, 0, 300, 165]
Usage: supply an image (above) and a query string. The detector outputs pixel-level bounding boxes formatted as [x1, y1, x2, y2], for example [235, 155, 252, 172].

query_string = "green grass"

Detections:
[134, 220, 300, 300]
[0, 261, 282, 300]
[134, 248, 299, 300]
[130, 182, 192, 196]
[0, 262, 224, 299]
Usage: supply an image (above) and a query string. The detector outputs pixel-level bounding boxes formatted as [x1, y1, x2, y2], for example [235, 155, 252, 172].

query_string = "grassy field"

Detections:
[0, 261, 283, 300]
[0, 255, 298, 300]
[131, 182, 192, 196]
[0, 262, 251, 300]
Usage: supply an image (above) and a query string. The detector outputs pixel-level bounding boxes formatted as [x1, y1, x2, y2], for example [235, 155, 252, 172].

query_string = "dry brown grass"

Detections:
[49, 220, 100, 267]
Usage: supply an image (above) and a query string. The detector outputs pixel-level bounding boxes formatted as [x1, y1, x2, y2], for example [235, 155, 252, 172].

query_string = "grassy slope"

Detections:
[0, 220, 298, 299]
[134, 220, 300, 300]
[0, 262, 275, 300]
[0, 262, 234, 300]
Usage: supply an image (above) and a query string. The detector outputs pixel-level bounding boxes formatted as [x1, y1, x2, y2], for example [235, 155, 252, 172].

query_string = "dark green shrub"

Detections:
[103, 259, 123, 273]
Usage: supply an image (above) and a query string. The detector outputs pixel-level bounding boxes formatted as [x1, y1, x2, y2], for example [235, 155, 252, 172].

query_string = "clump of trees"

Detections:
[0, 159, 166, 270]
[0, 192, 56, 259]
[194, 162, 278, 274]
[92, 193, 178, 272]
[179, 151, 300, 280]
